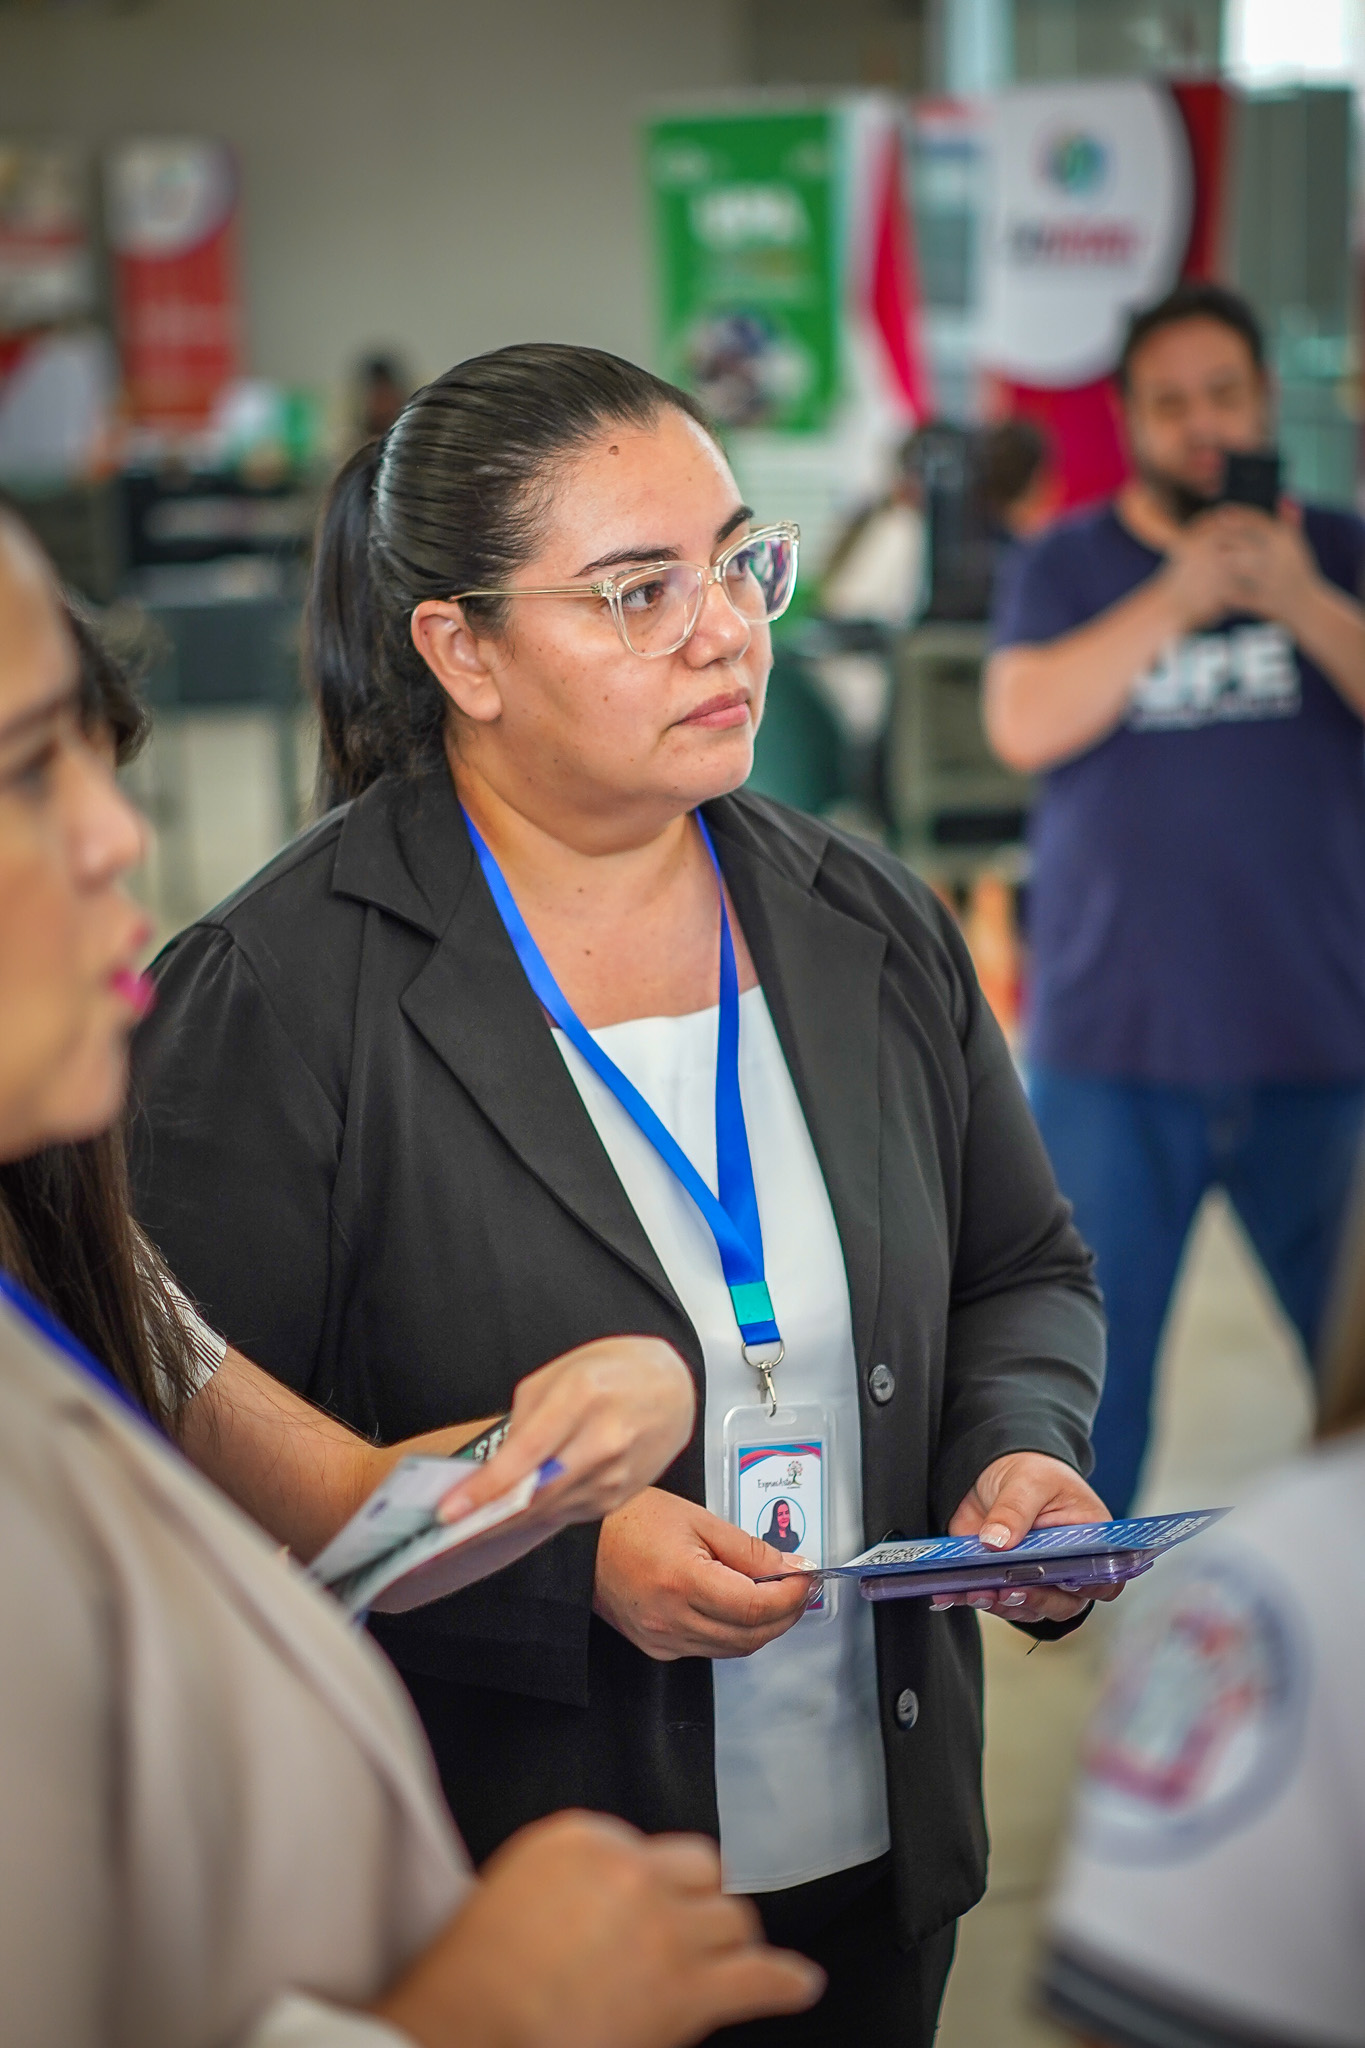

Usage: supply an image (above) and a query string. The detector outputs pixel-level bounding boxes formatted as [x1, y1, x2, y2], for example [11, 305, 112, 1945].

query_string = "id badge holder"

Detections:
[722, 1402, 836, 1622]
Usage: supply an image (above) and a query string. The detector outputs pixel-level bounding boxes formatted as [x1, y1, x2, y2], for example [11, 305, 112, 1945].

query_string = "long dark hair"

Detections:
[305, 341, 712, 806]
[0, 590, 197, 1433]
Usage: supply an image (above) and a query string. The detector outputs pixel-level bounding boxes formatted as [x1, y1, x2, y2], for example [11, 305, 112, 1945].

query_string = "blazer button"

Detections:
[868, 1362, 895, 1405]
[894, 1688, 919, 1730]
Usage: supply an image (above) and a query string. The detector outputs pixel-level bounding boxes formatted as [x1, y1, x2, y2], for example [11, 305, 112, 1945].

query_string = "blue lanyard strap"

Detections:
[463, 809, 783, 1378]
[0, 1267, 160, 1431]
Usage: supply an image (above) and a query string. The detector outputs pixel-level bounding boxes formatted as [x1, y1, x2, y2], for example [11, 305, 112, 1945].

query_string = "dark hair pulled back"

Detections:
[307, 342, 712, 805]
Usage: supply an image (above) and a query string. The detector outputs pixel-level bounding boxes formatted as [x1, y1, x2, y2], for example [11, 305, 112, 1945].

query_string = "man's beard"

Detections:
[1137, 461, 1220, 525]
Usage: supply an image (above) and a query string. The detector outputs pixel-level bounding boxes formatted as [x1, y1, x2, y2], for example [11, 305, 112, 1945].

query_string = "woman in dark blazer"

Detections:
[132, 344, 1108, 2047]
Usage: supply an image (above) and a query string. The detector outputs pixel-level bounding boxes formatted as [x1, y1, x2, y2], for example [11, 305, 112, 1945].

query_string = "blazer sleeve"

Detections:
[129, 923, 343, 1395]
[929, 911, 1106, 1529]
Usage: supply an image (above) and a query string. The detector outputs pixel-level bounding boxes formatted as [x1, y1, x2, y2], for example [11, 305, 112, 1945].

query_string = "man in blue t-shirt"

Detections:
[988, 282, 1365, 1515]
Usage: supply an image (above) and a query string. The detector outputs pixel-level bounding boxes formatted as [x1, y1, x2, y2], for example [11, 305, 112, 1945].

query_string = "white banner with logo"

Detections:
[980, 80, 1192, 388]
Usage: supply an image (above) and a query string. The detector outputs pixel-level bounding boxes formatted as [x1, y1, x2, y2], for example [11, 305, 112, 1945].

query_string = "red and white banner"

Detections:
[981, 80, 1192, 389]
[0, 145, 93, 336]
[106, 139, 242, 431]
[981, 79, 1236, 510]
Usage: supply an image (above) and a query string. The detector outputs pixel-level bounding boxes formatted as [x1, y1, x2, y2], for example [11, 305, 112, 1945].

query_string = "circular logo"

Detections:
[1077, 1555, 1309, 1865]
[1042, 130, 1109, 197]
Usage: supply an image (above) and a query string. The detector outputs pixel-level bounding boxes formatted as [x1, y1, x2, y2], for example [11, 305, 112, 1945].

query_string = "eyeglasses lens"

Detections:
[616, 564, 706, 657]
[724, 532, 796, 622]
[614, 532, 797, 656]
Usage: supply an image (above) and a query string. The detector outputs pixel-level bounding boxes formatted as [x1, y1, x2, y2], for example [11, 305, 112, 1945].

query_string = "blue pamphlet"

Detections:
[824, 1510, 1226, 1580]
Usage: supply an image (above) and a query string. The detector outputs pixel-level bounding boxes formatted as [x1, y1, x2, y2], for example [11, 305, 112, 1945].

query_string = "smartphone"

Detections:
[857, 1549, 1156, 1603]
[1220, 450, 1282, 513]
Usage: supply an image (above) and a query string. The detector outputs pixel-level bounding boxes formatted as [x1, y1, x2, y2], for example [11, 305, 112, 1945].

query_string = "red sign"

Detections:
[107, 140, 242, 430]
[869, 127, 934, 422]
[0, 145, 93, 336]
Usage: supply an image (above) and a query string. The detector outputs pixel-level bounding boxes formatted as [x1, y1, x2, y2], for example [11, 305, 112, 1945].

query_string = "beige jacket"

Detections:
[0, 1291, 470, 2048]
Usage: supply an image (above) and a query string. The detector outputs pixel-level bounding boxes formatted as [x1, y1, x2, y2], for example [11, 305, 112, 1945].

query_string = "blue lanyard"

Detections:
[463, 809, 785, 1406]
[0, 1267, 158, 1430]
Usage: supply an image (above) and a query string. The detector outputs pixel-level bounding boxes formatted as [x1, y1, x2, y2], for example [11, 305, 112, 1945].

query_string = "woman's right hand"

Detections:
[593, 1486, 815, 1661]
[369, 1810, 823, 2048]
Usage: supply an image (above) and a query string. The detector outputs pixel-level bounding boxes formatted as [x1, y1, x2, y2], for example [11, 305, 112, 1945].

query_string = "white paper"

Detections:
[309, 1454, 556, 1617]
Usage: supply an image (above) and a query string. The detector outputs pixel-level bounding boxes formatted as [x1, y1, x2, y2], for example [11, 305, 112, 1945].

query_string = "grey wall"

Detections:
[0, 0, 746, 389]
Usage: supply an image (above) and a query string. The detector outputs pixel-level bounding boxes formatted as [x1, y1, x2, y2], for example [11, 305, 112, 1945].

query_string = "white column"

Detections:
[938, 0, 1014, 95]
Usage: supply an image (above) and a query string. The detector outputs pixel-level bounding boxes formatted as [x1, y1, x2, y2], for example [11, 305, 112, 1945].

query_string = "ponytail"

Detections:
[306, 437, 443, 808]
[304, 344, 713, 806]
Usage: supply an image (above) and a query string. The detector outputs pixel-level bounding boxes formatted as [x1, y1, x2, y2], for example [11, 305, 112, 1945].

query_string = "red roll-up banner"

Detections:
[106, 139, 242, 432]
[869, 125, 934, 424]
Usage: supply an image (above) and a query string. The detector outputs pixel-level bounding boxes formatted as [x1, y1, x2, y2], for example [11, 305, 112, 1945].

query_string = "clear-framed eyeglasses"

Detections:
[450, 520, 799, 660]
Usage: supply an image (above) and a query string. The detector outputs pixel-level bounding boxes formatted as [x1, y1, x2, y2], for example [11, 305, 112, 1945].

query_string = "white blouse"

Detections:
[555, 988, 890, 1894]
[133, 1223, 227, 1404]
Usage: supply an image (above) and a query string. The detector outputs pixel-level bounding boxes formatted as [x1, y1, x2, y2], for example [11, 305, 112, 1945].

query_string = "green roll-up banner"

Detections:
[647, 108, 840, 436]
[644, 97, 929, 581]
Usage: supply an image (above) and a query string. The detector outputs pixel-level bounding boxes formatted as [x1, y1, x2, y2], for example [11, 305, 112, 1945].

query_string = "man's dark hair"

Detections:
[1117, 282, 1266, 395]
[975, 418, 1049, 523]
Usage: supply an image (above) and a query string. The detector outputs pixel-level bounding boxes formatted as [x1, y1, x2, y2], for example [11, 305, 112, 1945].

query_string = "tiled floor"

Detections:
[938, 1194, 1315, 2048]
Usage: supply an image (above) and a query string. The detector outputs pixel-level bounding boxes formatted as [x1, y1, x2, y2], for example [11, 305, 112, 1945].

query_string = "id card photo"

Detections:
[734, 1438, 827, 1616]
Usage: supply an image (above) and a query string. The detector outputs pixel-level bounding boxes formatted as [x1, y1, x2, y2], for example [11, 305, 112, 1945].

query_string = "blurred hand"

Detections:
[941, 1452, 1120, 1625]
[440, 1337, 696, 1528]
[369, 1811, 824, 2048]
[1159, 505, 1262, 632]
[1215, 501, 1322, 633]
[1160, 501, 1323, 641]
[594, 1487, 815, 1661]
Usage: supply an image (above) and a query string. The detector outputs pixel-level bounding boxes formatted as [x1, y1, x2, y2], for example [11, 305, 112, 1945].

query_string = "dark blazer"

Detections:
[130, 769, 1104, 1945]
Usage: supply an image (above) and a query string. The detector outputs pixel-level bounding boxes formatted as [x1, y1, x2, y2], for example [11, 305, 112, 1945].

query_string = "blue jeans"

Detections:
[1028, 1068, 1365, 1515]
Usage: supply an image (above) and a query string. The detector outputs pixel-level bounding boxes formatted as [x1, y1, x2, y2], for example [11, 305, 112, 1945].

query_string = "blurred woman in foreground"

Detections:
[0, 515, 819, 2047]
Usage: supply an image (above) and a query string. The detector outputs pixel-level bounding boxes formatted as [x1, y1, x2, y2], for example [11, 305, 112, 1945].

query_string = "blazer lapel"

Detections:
[345, 777, 686, 1324]
[707, 804, 887, 1368]
[333, 774, 885, 1357]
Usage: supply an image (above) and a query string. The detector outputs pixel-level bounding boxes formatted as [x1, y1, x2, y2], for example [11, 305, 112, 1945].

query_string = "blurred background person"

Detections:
[800, 427, 929, 835]
[819, 429, 929, 631]
[1038, 1201, 1365, 2048]
[977, 416, 1058, 646]
[985, 283, 1365, 1516]
[976, 417, 1055, 549]
[355, 351, 412, 442]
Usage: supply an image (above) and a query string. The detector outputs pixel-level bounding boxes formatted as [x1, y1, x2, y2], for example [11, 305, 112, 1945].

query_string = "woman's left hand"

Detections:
[940, 1452, 1120, 1625]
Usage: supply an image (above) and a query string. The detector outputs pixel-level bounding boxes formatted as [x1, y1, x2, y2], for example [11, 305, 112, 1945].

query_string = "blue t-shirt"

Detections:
[994, 502, 1365, 1085]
